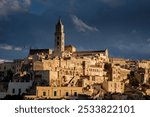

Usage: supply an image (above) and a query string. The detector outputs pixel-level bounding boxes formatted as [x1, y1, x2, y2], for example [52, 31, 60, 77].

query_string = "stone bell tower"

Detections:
[54, 18, 65, 57]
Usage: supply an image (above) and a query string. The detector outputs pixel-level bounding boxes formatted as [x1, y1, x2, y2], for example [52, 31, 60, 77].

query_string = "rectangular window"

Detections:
[12, 89, 15, 94]
[43, 92, 46, 96]
[54, 91, 57, 96]
[66, 92, 69, 96]
[92, 77, 95, 81]
[18, 89, 21, 95]
[74, 92, 77, 96]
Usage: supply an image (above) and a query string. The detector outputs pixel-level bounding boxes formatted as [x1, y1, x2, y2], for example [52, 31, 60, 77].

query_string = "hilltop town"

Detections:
[0, 19, 150, 100]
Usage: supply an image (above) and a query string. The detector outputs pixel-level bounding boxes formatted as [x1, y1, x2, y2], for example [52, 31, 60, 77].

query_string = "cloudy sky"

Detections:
[0, 0, 150, 60]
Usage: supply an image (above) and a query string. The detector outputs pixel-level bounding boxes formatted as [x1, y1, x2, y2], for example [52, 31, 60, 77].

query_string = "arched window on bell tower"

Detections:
[54, 18, 65, 56]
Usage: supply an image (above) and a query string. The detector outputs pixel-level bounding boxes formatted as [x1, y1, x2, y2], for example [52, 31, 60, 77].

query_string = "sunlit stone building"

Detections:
[1, 19, 140, 99]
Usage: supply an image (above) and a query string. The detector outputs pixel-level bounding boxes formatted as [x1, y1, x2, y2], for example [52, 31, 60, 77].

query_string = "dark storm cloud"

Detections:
[100, 0, 124, 7]
[0, 0, 150, 59]
[0, 0, 31, 16]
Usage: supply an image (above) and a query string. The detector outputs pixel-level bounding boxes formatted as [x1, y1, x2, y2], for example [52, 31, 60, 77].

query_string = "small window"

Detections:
[66, 92, 69, 96]
[54, 91, 57, 96]
[57, 42, 59, 45]
[12, 89, 15, 94]
[74, 92, 77, 96]
[92, 77, 95, 81]
[4, 66, 6, 70]
[18, 89, 21, 95]
[43, 92, 46, 96]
